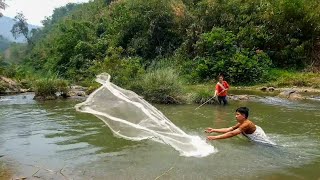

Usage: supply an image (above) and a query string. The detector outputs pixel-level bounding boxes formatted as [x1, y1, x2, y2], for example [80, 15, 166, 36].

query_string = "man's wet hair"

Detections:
[236, 107, 249, 118]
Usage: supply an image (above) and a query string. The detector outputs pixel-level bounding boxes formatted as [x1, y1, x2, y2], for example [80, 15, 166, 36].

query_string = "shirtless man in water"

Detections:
[205, 107, 257, 140]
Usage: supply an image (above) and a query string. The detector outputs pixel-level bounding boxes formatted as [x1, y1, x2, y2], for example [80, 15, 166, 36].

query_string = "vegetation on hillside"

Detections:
[0, 35, 10, 51]
[1, 0, 320, 101]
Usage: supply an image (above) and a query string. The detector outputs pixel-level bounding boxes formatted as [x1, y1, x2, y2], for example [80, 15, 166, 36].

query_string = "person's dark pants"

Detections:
[218, 96, 228, 105]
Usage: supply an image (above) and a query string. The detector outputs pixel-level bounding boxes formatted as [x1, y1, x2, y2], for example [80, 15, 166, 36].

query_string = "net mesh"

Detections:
[75, 73, 215, 157]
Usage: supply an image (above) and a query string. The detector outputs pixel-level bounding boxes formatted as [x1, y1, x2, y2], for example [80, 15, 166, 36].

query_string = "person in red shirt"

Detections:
[214, 75, 229, 105]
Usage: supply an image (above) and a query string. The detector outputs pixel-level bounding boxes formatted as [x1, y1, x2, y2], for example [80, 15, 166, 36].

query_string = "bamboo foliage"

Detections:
[0, 0, 7, 17]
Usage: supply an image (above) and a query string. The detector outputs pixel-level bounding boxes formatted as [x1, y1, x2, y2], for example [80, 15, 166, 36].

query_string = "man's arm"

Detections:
[207, 128, 242, 140]
[214, 83, 217, 96]
[205, 123, 240, 133]
[224, 81, 230, 91]
[216, 82, 228, 96]
[205, 127, 233, 133]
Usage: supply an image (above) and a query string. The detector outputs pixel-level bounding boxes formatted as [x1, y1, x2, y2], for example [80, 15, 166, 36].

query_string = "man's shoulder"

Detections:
[239, 120, 251, 127]
[245, 119, 255, 126]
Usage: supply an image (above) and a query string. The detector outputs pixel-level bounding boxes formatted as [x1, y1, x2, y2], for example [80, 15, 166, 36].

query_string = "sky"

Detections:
[3, 0, 90, 26]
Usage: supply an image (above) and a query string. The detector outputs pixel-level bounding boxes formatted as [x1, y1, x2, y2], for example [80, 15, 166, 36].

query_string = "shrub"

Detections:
[180, 27, 272, 84]
[91, 54, 145, 87]
[55, 79, 69, 95]
[33, 78, 69, 98]
[194, 28, 236, 57]
[192, 88, 217, 104]
[225, 51, 271, 84]
[129, 68, 183, 104]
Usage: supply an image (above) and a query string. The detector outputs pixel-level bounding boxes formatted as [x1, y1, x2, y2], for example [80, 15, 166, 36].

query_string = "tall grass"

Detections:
[266, 69, 320, 88]
[192, 88, 217, 104]
[130, 67, 184, 104]
[33, 77, 69, 98]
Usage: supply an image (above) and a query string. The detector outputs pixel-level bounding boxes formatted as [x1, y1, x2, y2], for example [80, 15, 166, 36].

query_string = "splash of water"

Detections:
[75, 73, 215, 157]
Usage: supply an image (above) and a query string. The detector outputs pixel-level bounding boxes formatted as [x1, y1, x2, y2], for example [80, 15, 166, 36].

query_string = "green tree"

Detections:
[41, 3, 79, 27]
[11, 13, 33, 44]
[0, 0, 7, 17]
[106, 0, 190, 59]
[11, 0, 320, 85]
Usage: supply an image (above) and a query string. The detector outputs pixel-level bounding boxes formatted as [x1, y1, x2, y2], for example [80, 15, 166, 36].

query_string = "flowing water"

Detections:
[0, 93, 320, 179]
[75, 73, 215, 158]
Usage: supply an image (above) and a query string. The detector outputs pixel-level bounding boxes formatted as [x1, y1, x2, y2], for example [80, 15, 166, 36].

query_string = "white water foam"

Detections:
[75, 73, 215, 157]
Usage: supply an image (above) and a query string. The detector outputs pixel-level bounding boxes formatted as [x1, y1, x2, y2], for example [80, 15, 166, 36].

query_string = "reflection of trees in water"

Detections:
[37, 100, 139, 154]
[213, 106, 230, 127]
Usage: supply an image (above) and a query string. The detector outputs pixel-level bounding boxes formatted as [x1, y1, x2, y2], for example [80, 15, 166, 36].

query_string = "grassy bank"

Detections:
[187, 70, 320, 91]
[183, 69, 320, 104]
[264, 69, 320, 88]
[1, 68, 320, 103]
[126, 69, 320, 104]
[187, 70, 320, 95]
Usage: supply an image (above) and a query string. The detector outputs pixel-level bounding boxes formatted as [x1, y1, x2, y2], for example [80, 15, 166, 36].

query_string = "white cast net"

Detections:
[75, 73, 215, 157]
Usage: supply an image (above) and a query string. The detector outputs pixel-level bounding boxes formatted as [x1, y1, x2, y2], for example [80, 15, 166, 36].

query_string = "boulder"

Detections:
[260, 86, 275, 92]
[0, 76, 22, 94]
[65, 85, 88, 98]
[67, 90, 86, 97]
[229, 94, 250, 101]
[260, 87, 267, 91]
[20, 88, 31, 93]
[268, 87, 275, 92]
[237, 95, 250, 100]
[64, 85, 88, 98]
[288, 92, 305, 100]
[278, 90, 296, 98]
[70, 85, 87, 91]
[278, 90, 305, 100]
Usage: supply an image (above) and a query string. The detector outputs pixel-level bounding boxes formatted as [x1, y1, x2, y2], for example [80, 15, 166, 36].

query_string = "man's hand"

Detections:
[207, 136, 217, 140]
[205, 128, 214, 133]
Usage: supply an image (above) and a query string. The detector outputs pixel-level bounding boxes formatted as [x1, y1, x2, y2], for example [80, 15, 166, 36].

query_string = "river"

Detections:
[0, 93, 320, 179]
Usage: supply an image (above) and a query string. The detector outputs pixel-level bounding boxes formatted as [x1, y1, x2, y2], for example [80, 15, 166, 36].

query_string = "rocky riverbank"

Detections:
[230, 86, 320, 101]
[0, 76, 30, 94]
[0, 76, 88, 100]
[1, 76, 320, 102]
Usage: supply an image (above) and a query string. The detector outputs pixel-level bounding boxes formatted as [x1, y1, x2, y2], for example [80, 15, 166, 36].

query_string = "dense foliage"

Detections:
[1, 0, 320, 99]
[33, 77, 69, 98]
[129, 67, 184, 103]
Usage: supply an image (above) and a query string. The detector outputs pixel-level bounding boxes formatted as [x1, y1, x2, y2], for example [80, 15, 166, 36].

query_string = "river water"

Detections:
[0, 93, 320, 179]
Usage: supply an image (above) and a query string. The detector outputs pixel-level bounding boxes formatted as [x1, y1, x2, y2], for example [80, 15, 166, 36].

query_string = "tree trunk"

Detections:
[311, 36, 320, 72]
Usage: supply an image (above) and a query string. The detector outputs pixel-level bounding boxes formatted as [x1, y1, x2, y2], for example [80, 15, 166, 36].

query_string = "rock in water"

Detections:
[278, 90, 305, 100]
